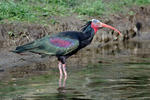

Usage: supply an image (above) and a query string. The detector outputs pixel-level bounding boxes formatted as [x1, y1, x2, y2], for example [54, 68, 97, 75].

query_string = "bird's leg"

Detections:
[58, 61, 63, 87]
[62, 64, 67, 87]
[62, 64, 67, 78]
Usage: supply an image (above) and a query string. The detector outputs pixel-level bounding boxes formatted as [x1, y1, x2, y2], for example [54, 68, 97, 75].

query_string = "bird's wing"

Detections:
[29, 35, 79, 56]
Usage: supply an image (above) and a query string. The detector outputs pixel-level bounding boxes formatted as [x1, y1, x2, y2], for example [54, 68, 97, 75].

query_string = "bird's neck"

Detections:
[80, 25, 95, 46]
[82, 25, 95, 36]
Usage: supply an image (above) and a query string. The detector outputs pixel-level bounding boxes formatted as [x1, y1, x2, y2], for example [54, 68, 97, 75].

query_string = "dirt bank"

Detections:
[0, 6, 150, 80]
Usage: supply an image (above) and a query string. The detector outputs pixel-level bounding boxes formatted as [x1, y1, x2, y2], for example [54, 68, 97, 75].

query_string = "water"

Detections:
[0, 40, 150, 100]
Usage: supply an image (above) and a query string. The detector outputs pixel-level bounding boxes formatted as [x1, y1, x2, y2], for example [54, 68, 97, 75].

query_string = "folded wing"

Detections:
[29, 35, 79, 56]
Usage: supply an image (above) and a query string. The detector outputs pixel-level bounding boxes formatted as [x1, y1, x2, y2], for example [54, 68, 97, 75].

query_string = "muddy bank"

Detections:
[0, 6, 150, 79]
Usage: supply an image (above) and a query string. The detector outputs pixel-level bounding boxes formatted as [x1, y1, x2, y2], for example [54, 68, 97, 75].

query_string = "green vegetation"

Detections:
[0, 0, 150, 23]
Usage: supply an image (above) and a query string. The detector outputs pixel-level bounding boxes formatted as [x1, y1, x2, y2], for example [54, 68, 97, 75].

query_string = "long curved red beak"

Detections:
[101, 23, 122, 36]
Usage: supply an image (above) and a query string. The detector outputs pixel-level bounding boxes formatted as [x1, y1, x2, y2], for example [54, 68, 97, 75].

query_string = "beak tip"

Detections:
[101, 23, 123, 36]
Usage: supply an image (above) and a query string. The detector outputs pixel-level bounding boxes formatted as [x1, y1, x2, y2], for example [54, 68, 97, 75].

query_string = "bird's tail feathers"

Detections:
[11, 42, 37, 53]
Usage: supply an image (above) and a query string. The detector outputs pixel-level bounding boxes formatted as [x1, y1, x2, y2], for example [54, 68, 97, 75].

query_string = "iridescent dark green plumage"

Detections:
[12, 21, 95, 62]
[12, 32, 80, 56]
[13, 20, 102, 64]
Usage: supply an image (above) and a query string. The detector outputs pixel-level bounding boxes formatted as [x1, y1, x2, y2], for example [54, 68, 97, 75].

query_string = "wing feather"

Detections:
[29, 35, 79, 56]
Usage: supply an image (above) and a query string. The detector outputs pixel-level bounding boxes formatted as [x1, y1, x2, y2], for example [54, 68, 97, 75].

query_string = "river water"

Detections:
[0, 40, 150, 100]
